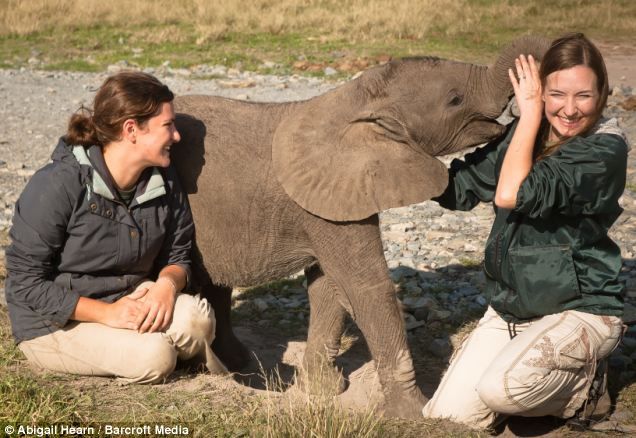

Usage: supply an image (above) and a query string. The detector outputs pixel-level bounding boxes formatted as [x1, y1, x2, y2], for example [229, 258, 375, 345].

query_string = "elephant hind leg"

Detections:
[191, 244, 251, 371]
[300, 263, 348, 395]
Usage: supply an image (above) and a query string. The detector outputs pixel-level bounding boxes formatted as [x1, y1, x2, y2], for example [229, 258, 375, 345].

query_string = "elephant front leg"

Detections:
[351, 279, 428, 419]
[306, 215, 427, 419]
[300, 263, 348, 395]
[203, 283, 252, 371]
[192, 247, 251, 371]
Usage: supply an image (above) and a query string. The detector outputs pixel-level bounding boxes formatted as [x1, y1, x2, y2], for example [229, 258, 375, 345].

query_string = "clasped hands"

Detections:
[105, 277, 177, 333]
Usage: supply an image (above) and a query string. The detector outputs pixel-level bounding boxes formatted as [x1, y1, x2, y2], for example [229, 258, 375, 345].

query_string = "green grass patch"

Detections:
[458, 257, 483, 270]
[2, 1, 636, 77]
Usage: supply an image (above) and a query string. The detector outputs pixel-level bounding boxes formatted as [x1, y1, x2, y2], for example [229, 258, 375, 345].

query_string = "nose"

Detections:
[172, 127, 181, 143]
[563, 96, 578, 117]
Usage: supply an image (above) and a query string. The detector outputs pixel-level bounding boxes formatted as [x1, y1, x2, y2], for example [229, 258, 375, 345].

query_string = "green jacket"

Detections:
[436, 118, 629, 322]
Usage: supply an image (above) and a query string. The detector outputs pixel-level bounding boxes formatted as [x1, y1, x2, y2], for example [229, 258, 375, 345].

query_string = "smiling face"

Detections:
[542, 65, 599, 142]
[136, 101, 181, 168]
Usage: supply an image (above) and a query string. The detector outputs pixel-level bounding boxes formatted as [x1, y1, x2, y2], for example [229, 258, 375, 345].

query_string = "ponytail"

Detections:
[65, 106, 99, 146]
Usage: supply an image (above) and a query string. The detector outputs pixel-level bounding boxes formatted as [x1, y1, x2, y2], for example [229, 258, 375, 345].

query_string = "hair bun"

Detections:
[66, 107, 98, 146]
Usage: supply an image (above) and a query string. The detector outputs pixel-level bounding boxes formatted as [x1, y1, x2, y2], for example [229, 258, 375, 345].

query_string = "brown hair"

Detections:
[535, 33, 609, 159]
[65, 71, 174, 147]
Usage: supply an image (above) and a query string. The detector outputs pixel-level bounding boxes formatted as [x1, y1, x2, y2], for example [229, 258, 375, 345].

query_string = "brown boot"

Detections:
[567, 358, 612, 431]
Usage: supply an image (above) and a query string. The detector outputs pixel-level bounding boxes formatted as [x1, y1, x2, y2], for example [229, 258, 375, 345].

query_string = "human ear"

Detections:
[122, 119, 138, 143]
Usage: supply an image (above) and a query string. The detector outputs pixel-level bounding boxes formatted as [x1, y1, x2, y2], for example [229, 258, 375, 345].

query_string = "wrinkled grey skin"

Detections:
[171, 36, 549, 419]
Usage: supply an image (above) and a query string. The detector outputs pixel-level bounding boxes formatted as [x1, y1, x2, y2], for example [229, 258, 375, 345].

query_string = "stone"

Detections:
[405, 320, 426, 331]
[253, 298, 269, 312]
[620, 95, 636, 111]
[389, 266, 417, 282]
[609, 355, 633, 371]
[474, 296, 488, 307]
[323, 67, 338, 76]
[428, 310, 451, 322]
[621, 336, 636, 349]
[413, 307, 430, 321]
[428, 338, 452, 357]
[402, 296, 434, 310]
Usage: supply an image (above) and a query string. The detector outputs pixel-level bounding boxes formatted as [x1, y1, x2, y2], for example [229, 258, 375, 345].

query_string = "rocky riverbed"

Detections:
[1, 64, 636, 427]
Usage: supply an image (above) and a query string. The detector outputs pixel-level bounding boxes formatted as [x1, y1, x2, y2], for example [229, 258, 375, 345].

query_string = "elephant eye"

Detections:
[448, 92, 464, 107]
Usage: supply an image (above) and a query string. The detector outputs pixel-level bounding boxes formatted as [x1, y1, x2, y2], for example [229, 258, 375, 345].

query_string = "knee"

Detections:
[475, 368, 517, 414]
[477, 365, 551, 415]
[128, 337, 178, 384]
[172, 294, 216, 343]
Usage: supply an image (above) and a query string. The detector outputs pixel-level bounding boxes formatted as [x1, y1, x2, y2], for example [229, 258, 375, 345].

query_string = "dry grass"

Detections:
[1, 0, 635, 43]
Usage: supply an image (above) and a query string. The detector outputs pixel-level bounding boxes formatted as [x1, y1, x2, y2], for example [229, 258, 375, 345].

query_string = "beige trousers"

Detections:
[19, 285, 227, 384]
[422, 306, 623, 429]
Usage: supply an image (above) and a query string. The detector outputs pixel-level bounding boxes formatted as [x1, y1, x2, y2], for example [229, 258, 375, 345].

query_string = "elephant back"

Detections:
[172, 95, 314, 286]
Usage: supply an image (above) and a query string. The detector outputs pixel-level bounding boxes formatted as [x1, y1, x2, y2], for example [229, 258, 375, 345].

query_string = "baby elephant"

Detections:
[170, 36, 549, 418]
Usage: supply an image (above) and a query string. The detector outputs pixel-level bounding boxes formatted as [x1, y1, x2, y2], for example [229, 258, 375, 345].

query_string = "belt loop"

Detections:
[507, 322, 518, 339]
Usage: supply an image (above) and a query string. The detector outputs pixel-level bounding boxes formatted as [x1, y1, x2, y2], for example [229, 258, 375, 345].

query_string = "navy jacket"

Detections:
[6, 138, 194, 342]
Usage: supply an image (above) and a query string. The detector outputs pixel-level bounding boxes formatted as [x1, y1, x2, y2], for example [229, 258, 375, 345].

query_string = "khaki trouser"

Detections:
[19, 284, 227, 383]
[422, 306, 623, 429]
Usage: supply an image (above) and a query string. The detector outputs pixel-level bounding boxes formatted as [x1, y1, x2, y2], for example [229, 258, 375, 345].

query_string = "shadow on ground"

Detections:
[225, 259, 636, 436]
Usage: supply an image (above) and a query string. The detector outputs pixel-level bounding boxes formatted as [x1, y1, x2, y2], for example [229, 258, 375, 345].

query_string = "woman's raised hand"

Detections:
[508, 54, 543, 122]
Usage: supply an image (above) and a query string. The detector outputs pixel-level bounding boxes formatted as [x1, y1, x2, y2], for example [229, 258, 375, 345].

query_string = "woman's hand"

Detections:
[99, 287, 149, 330]
[508, 54, 543, 123]
[495, 54, 544, 209]
[135, 277, 177, 334]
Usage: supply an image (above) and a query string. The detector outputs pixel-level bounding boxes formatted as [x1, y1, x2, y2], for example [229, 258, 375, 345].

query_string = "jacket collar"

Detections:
[71, 145, 167, 205]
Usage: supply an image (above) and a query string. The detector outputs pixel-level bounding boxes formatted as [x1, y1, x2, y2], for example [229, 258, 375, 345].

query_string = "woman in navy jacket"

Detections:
[6, 72, 226, 382]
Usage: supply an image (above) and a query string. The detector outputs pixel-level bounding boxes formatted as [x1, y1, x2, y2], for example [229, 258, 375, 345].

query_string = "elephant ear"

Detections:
[272, 93, 448, 222]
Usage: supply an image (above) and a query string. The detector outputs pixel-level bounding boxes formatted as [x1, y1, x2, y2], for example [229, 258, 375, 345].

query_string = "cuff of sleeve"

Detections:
[513, 179, 530, 213]
[49, 289, 81, 328]
[170, 263, 192, 291]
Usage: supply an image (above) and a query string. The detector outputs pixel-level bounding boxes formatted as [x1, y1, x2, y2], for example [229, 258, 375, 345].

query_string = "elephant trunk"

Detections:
[485, 35, 552, 114]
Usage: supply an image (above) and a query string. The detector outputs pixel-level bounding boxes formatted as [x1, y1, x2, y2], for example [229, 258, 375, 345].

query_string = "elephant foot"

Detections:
[381, 387, 428, 419]
[212, 332, 252, 371]
[298, 357, 348, 396]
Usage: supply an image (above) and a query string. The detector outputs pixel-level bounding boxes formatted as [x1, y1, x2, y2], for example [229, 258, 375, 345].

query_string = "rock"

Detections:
[610, 409, 634, 423]
[621, 336, 636, 349]
[428, 310, 451, 322]
[405, 320, 426, 331]
[474, 295, 488, 307]
[389, 266, 417, 282]
[609, 355, 633, 371]
[621, 95, 636, 111]
[253, 298, 269, 312]
[323, 67, 338, 76]
[402, 296, 435, 310]
[218, 79, 256, 89]
[413, 307, 430, 321]
[428, 338, 452, 357]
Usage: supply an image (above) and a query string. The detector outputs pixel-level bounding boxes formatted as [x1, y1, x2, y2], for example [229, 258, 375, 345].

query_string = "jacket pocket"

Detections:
[507, 245, 581, 319]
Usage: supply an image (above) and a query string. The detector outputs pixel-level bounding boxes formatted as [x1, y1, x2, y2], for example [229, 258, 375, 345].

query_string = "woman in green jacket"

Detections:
[422, 33, 628, 429]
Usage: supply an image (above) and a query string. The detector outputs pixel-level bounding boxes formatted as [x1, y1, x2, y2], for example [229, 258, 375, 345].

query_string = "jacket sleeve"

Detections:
[5, 165, 81, 327]
[153, 166, 194, 283]
[434, 127, 512, 211]
[514, 133, 628, 219]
